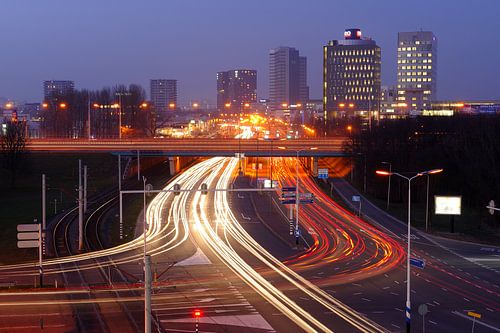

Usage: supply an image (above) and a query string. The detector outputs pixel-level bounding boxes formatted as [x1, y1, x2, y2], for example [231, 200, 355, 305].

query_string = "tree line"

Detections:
[345, 115, 500, 231]
[42, 84, 156, 138]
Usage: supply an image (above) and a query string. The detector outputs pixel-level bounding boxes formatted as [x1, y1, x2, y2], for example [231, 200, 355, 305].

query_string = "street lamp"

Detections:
[376, 168, 443, 333]
[381, 161, 392, 210]
[279, 146, 317, 246]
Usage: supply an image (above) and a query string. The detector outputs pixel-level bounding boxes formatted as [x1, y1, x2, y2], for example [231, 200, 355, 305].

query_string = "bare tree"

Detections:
[0, 120, 27, 187]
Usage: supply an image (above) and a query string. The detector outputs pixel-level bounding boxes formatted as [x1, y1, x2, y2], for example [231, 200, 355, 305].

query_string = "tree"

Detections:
[0, 120, 27, 187]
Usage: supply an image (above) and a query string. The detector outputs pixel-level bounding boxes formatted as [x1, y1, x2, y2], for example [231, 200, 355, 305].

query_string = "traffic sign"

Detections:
[410, 257, 425, 269]
[299, 199, 314, 204]
[467, 311, 481, 319]
[281, 192, 296, 198]
[281, 199, 296, 205]
[300, 193, 314, 199]
[487, 200, 496, 215]
[352, 195, 361, 202]
[17, 224, 39, 232]
[318, 168, 329, 179]
[17, 240, 39, 248]
[282, 187, 296, 192]
[418, 304, 429, 316]
[17, 232, 39, 240]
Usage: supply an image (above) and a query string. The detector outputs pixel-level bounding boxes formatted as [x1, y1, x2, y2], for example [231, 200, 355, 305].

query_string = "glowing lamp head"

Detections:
[376, 170, 391, 176]
[339, 103, 345, 108]
[169, 103, 176, 109]
[348, 103, 354, 108]
[42, 103, 49, 108]
[224, 103, 231, 108]
[192, 103, 199, 108]
[141, 102, 148, 108]
[427, 168, 443, 175]
[5, 103, 13, 108]
[59, 103, 67, 109]
[281, 103, 288, 108]
[244, 103, 250, 108]
[347, 125, 352, 131]
[93, 103, 100, 108]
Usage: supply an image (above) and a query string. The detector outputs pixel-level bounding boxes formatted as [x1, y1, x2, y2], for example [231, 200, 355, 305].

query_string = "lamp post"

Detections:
[381, 161, 392, 210]
[279, 146, 317, 246]
[142, 176, 151, 333]
[376, 168, 443, 333]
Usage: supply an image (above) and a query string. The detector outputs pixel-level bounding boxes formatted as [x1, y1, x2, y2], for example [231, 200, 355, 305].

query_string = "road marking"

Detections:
[429, 320, 438, 325]
[390, 292, 399, 296]
[391, 324, 401, 329]
[353, 292, 362, 296]
[361, 298, 371, 302]
[463, 297, 470, 302]
[382, 286, 390, 290]
[395, 308, 403, 312]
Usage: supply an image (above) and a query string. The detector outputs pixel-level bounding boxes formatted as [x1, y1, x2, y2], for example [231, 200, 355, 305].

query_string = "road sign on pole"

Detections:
[410, 258, 426, 269]
[17, 240, 39, 248]
[281, 186, 296, 192]
[487, 200, 497, 215]
[318, 168, 329, 179]
[17, 224, 39, 232]
[352, 195, 361, 202]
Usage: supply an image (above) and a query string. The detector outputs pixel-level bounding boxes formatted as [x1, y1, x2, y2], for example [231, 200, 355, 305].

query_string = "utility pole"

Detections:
[118, 154, 122, 192]
[144, 255, 151, 333]
[84, 165, 88, 213]
[137, 150, 141, 181]
[42, 174, 46, 230]
[37, 219, 43, 288]
[78, 160, 83, 251]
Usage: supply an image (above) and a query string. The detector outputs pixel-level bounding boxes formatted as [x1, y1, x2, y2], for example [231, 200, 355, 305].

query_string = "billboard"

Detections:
[434, 196, 462, 215]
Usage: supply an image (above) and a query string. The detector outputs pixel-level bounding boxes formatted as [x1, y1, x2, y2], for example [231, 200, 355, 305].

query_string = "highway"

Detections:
[1, 129, 498, 332]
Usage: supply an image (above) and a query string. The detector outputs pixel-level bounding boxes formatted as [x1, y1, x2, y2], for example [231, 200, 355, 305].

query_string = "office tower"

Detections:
[269, 47, 309, 110]
[323, 28, 381, 123]
[216, 69, 257, 112]
[397, 31, 437, 113]
[43, 80, 74, 101]
[150, 79, 177, 112]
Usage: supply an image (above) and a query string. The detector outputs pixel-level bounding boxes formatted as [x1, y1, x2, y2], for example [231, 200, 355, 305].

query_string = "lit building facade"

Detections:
[43, 80, 74, 101]
[216, 69, 257, 112]
[269, 47, 309, 111]
[397, 31, 437, 113]
[150, 79, 177, 112]
[323, 29, 381, 123]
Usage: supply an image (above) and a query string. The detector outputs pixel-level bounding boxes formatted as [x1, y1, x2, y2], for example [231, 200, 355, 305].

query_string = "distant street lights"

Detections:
[376, 168, 443, 333]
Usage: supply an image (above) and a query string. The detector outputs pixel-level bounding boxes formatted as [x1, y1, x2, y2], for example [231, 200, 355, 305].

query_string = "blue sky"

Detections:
[1, 0, 499, 105]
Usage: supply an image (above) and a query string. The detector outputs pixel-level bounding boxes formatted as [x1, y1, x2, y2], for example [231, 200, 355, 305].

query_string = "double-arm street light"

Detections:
[279, 146, 317, 246]
[376, 168, 443, 333]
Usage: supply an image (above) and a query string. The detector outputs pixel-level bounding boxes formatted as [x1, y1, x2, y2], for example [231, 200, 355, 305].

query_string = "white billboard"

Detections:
[435, 196, 462, 215]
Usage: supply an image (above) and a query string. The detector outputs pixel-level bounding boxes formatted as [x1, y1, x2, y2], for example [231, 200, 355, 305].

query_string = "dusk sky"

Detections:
[1, 0, 499, 105]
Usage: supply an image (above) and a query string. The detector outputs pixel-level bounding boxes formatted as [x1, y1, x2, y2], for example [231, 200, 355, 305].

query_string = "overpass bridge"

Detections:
[26, 138, 348, 157]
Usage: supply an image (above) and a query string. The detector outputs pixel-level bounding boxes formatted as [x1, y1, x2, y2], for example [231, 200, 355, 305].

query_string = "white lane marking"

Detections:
[429, 320, 438, 325]
[175, 248, 212, 266]
[161, 314, 275, 331]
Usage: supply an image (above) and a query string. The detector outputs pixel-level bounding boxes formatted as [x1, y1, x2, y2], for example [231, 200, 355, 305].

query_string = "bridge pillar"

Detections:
[168, 157, 179, 175]
[312, 157, 318, 177]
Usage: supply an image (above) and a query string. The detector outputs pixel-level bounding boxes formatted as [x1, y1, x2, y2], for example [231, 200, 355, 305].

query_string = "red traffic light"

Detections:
[193, 309, 202, 318]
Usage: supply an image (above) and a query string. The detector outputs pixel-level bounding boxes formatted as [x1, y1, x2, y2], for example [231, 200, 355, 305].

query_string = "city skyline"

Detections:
[1, 0, 499, 104]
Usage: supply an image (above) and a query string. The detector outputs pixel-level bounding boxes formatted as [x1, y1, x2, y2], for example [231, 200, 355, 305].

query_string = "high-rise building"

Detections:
[323, 29, 381, 124]
[216, 69, 257, 112]
[150, 79, 177, 112]
[43, 80, 74, 101]
[397, 31, 437, 113]
[269, 47, 309, 110]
